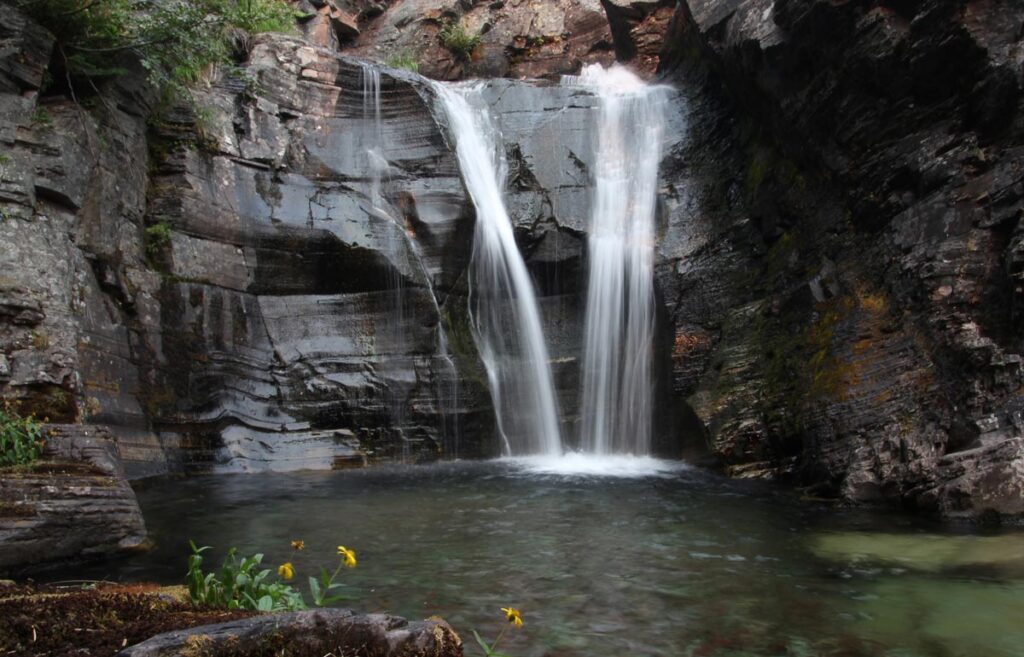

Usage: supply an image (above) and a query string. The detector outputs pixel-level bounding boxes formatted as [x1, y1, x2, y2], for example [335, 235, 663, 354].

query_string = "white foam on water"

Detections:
[501, 452, 688, 478]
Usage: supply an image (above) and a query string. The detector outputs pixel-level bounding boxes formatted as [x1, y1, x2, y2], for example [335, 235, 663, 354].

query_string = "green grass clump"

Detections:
[438, 19, 481, 61]
[385, 51, 420, 72]
[144, 220, 173, 262]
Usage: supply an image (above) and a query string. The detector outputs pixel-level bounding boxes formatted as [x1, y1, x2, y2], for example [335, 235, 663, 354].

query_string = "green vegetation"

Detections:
[438, 19, 481, 61]
[19, 0, 299, 101]
[186, 540, 356, 612]
[0, 153, 10, 187]
[187, 542, 306, 611]
[385, 51, 420, 72]
[144, 219, 173, 262]
[31, 108, 54, 128]
[0, 403, 46, 467]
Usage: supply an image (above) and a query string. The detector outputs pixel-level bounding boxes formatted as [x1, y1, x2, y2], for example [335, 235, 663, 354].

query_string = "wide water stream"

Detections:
[79, 460, 1024, 657]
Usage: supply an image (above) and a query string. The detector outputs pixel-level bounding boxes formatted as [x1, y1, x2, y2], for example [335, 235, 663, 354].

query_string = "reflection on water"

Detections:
[72, 462, 1024, 657]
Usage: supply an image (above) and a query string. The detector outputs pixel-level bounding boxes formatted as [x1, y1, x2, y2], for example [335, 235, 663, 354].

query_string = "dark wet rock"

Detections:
[0, 1, 496, 483]
[117, 609, 462, 657]
[0, 425, 147, 575]
[655, 0, 1024, 519]
[136, 39, 499, 471]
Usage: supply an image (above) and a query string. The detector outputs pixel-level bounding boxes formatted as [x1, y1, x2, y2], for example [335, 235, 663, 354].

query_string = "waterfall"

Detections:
[569, 64, 668, 455]
[434, 83, 563, 456]
[360, 63, 461, 454]
[360, 65, 409, 451]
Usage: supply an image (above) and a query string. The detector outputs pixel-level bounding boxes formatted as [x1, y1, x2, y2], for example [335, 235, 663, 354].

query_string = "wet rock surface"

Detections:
[141, 39, 495, 472]
[0, 425, 147, 575]
[656, 0, 1024, 519]
[0, 3, 500, 484]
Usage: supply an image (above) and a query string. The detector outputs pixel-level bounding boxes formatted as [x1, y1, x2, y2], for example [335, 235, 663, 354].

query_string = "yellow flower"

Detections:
[501, 607, 523, 627]
[277, 562, 294, 581]
[291, 539, 305, 551]
[337, 545, 357, 568]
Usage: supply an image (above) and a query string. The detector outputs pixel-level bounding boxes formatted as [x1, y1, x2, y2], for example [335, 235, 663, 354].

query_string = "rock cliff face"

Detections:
[656, 0, 1024, 519]
[344, 0, 675, 80]
[1, 0, 1022, 534]
[0, 17, 488, 477]
[0, 1, 685, 483]
[0, 425, 147, 574]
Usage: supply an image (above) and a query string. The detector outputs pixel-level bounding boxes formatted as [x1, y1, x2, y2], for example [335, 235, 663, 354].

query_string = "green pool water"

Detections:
[80, 458, 1024, 657]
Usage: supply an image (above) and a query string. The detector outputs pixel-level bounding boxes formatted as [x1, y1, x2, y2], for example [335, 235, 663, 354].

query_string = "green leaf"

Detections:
[257, 595, 274, 611]
[318, 566, 332, 588]
[308, 576, 322, 604]
[318, 593, 353, 606]
[472, 630, 493, 656]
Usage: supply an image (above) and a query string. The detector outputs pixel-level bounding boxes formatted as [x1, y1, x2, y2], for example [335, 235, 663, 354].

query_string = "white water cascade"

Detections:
[434, 83, 563, 456]
[570, 64, 668, 456]
[360, 64, 461, 454]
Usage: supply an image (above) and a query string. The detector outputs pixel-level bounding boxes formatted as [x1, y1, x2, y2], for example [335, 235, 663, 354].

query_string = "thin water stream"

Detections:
[359, 63, 461, 453]
[76, 462, 1024, 657]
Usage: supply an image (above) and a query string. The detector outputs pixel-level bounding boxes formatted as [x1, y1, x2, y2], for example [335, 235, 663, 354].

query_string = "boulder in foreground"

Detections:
[117, 608, 463, 657]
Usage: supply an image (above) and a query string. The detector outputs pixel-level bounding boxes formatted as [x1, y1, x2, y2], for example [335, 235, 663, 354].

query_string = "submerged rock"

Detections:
[846, 578, 1024, 657]
[117, 609, 462, 657]
[811, 531, 1024, 575]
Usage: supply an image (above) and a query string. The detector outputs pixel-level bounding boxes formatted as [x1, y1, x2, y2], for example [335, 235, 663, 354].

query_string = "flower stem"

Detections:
[490, 626, 508, 654]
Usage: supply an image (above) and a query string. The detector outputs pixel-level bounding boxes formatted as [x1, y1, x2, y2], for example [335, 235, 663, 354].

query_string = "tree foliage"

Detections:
[18, 0, 299, 99]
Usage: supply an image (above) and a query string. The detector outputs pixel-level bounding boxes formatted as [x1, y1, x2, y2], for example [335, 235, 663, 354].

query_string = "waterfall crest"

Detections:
[434, 83, 563, 456]
[569, 64, 668, 456]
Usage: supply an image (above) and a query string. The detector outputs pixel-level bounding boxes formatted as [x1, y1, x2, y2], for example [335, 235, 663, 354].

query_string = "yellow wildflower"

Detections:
[337, 545, 357, 568]
[277, 562, 294, 581]
[291, 539, 305, 551]
[501, 607, 523, 627]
